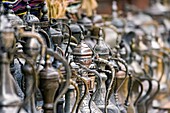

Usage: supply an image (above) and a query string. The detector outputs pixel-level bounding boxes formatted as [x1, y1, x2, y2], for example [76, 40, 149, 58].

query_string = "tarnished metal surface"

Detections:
[0, 1, 170, 113]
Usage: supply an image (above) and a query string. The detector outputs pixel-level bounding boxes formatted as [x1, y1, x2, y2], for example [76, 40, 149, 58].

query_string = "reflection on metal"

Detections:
[0, 0, 170, 113]
[0, 3, 26, 113]
[72, 32, 102, 113]
[146, 0, 170, 15]
[39, 55, 60, 113]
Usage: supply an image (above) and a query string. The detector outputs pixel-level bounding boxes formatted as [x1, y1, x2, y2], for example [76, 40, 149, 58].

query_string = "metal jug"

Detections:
[0, 3, 26, 113]
[71, 32, 102, 113]
[93, 27, 120, 113]
[39, 55, 60, 113]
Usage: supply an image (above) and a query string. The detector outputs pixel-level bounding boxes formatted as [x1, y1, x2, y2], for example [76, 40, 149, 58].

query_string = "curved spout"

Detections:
[75, 74, 89, 113]
[124, 74, 132, 108]
[110, 57, 133, 110]
[51, 22, 72, 59]
[16, 53, 37, 113]
[76, 63, 102, 113]
[111, 58, 128, 94]
[133, 77, 144, 106]
[141, 51, 165, 82]
[16, 31, 46, 113]
[93, 58, 115, 113]
[70, 80, 80, 113]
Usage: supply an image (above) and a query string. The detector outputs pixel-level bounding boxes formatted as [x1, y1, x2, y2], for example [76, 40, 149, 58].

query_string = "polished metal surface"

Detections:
[39, 55, 60, 113]
[0, 3, 26, 113]
[93, 27, 110, 59]
[0, 1, 170, 113]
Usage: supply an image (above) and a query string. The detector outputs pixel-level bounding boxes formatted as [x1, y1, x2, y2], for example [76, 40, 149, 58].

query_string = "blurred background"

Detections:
[97, 0, 170, 14]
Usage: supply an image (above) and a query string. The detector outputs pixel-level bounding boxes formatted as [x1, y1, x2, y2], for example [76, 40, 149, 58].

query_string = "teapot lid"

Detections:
[93, 28, 110, 57]
[77, 14, 93, 29]
[7, 5, 24, 27]
[23, 3, 39, 23]
[72, 32, 92, 57]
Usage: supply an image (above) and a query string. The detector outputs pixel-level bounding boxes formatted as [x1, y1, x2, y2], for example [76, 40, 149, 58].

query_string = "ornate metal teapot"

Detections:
[0, 3, 26, 113]
[71, 32, 102, 113]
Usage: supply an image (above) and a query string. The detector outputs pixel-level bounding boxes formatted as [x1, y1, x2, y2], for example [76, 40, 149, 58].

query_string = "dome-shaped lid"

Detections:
[77, 14, 93, 29]
[50, 27, 63, 45]
[72, 32, 92, 57]
[92, 14, 103, 24]
[112, 18, 124, 28]
[7, 5, 24, 27]
[93, 28, 110, 57]
[23, 3, 39, 23]
[50, 27, 62, 36]
[69, 23, 82, 34]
